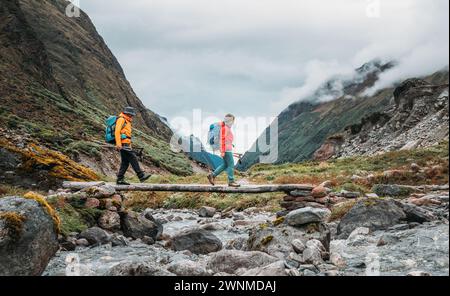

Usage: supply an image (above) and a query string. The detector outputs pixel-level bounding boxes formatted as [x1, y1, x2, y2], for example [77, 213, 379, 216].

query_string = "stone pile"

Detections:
[49, 184, 164, 250]
[279, 183, 361, 214]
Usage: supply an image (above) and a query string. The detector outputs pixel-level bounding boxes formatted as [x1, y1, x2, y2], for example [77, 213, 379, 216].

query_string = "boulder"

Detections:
[79, 227, 110, 245]
[289, 190, 313, 197]
[172, 228, 222, 254]
[291, 239, 306, 254]
[198, 206, 216, 218]
[372, 184, 414, 197]
[98, 210, 121, 231]
[120, 211, 162, 240]
[302, 240, 327, 265]
[207, 250, 278, 274]
[85, 198, 100, 209]
[396, 202, 436, 223]
[246, 224, 331, 259]
[224, 236, 247, 250]
[167, 260, 210, 276]
[110, 233, 128, 247]
[106, 261, 174, 276]
[0, 196, 59, 276]
[312, 186, 328, 198]
[82, 185, 116, 199]
[337, 199, 407, 239]
[286, 207, 331, 226]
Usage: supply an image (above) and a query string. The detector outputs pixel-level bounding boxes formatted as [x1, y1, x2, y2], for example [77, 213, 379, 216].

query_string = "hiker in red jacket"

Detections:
[207, 114, 240, 187]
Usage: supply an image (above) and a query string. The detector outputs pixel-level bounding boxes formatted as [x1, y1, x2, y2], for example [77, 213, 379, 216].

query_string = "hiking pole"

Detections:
[96, 142, 145, 162]
[233, 153, 243, 165]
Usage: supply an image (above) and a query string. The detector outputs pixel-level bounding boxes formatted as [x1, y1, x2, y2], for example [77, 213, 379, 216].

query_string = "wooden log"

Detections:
[62, 181, 314, 193]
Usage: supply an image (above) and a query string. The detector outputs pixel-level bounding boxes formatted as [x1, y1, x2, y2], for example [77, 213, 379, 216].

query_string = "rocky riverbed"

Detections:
[1, 184, 449, 276]
[44, 206, 449, 276]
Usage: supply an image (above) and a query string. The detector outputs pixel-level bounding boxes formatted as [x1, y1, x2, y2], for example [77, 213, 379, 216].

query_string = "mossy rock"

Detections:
[0, 211, 26, 241]
[371, 184, 415, 197]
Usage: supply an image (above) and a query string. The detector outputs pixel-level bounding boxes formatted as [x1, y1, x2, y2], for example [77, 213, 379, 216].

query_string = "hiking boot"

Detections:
[207, 174, 215, 186]
[139, 173, 152, 183]
[228, 181, 241, 188]
[116, 179, 130, 186]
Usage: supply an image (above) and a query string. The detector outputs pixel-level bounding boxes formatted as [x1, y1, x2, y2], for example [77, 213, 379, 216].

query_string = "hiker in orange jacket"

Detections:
[115, 107, 151, 185]
[207, 114, 240, 187]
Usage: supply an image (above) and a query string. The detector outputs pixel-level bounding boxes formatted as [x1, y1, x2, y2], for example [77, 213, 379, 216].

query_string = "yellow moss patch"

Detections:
[0, 211, 26, 240]
[329, 200, 357, 221]
[24, 192, 61, 234]
[0, 138, 99, 182]
[261, 235, 274, 245]
[259, 223, 269, 230]
[273, 216, 285, 226]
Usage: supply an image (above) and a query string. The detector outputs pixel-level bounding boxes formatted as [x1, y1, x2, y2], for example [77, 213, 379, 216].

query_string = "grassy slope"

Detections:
[121, 141, 449, 212]
[0, 85, 193, 176]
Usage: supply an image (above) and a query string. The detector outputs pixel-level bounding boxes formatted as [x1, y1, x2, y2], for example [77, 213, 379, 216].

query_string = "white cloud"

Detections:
[81, 0, 449, 149]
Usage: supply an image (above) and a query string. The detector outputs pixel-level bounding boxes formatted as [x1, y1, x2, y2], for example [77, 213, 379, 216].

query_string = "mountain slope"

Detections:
[0, 0, 193, 183]
[329, 76, 449, 158]
[238, 61, 449, 171]
[238, 61, 394, 170]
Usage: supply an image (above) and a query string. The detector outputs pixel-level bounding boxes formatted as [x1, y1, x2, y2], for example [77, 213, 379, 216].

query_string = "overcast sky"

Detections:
[81, 0, 449, 152]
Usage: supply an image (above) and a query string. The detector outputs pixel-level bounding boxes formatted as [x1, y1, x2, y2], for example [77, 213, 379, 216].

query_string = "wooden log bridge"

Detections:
[62, 181, 314, 194]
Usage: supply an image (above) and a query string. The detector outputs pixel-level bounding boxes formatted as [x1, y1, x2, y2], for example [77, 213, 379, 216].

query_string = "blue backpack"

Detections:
[208, 122, 222, 151]
[105, 116, 127, 144]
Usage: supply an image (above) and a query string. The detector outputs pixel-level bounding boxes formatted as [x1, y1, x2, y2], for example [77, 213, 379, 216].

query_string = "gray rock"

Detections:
[372, 184, 414, 197]
[397, 202, 436, 223]
[303, 243, 324, 266]
[110, 234, 128, 247]
[286, 207, 331, 226]
[60, 239, 77, 251]
[172, 228, 222, 254]
[198, 206, 216, 218]
[76, 238, 90, 247]
[0, 196, 59, 276]
[106, 261, 174, 276]
[377, 233, 400, 246]
[120, 211, 163, 240]
[299, 264, 320, 275]
[291, 239, 306, 254]
[388, 224, 410, 231]
[337, 199, 407, 239]
[142, 236, 155, 245]
[207, 250, 278, 274]
[79, 227, 110, 245]
[98, 210, 121, 231]
[225, 236, 247, 250]
[167, 260, 210, 276]
[246, 224, 331, 259]
[346, 227, 373, 246]
[303, 269, 317, 276]
[289, 190, 313, 197]
[82, 185, 116, 199]
[241, 260, 292, 276]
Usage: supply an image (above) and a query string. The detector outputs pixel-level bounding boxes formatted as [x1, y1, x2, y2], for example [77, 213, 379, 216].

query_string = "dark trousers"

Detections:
[117, 148, 143, 180]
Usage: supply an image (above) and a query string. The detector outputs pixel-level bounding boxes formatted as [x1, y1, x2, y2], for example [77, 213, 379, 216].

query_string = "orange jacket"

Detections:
[115, 113, 132, 147]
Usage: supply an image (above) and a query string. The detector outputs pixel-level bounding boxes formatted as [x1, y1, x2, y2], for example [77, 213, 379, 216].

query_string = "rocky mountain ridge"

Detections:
[315, 75, 449, 160]
[0, 0, 194, 183]
[238, 62, 449, 170]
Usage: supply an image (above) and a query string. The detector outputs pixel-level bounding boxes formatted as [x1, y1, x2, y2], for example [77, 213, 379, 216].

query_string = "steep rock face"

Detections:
[238, 61, 395, 170]
[334, 75, 449, 158]
[0, 0, 193, 180]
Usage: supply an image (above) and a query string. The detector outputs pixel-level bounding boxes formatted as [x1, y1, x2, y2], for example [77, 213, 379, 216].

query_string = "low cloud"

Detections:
[81, 0, 449, 149]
